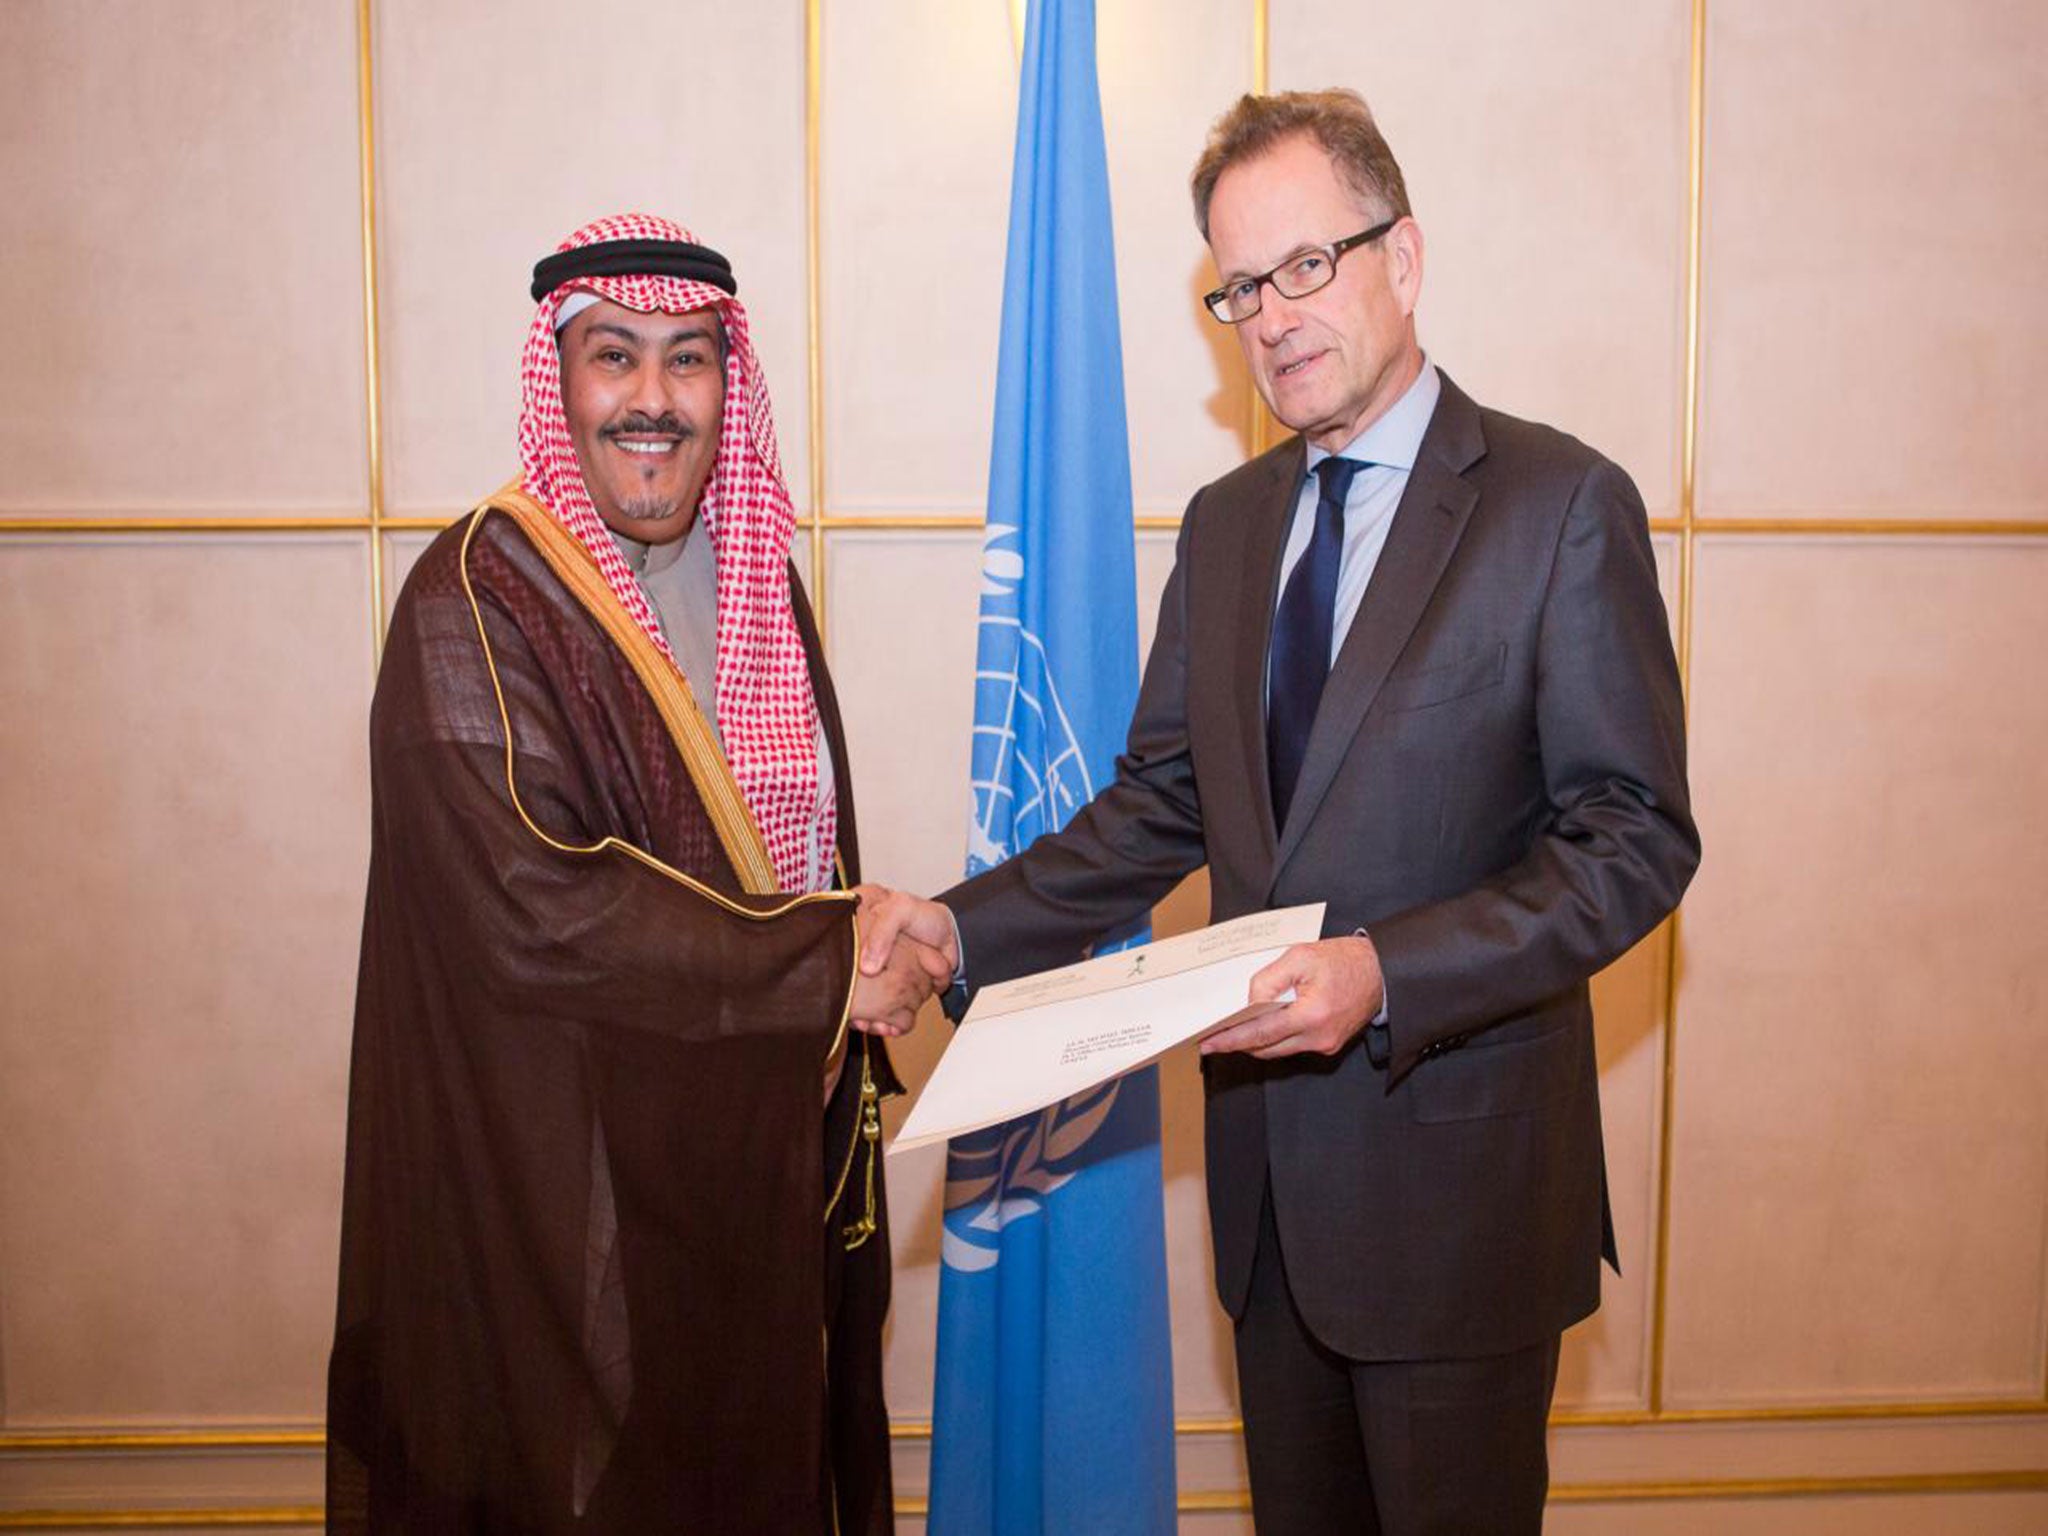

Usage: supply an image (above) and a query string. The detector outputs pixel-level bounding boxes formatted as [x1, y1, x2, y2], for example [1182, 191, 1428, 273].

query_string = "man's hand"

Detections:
[1198, 935, 1385, 1059]
[847, 884, 958, 1038]
[854, 884, 960, 980]
[849, 933, 951, 1038]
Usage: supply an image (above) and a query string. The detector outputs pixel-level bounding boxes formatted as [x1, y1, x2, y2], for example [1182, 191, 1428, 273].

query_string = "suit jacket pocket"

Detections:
[1408, 1018, 1584, 1124]
[1378, 641, 1507, 714]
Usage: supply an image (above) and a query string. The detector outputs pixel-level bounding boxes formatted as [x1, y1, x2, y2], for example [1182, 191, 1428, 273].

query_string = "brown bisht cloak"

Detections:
[327, 492, 898, 1535]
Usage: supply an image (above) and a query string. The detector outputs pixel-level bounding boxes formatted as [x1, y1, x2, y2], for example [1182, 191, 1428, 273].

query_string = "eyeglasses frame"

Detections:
[1202, 218, 1401, 325]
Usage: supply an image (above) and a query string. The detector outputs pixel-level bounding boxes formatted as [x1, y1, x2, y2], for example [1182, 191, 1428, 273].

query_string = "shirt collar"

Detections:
[1303, 356, 1440, 476]
[609, 526, 688, 577]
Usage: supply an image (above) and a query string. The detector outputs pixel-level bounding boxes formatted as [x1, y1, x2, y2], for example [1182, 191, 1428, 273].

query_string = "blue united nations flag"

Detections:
[928, 2, 1176, 1532]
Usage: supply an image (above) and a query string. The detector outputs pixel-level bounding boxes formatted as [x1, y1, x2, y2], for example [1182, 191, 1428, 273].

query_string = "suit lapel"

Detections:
[1270, 378, 1487, 878]
[1229, 438, 1308, 865]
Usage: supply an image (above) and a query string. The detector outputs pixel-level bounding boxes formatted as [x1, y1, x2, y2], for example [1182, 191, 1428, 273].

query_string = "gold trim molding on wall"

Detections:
[10, 1390, 2047, 1457]
[355, 0, 385, 665]
[0, 1517, 324, 1533]
[805, 0, 829, 635]
[1646, 0, 1709, 1419]
[8, 513, 2045, 539]
[7, 1472, 2047, 1531]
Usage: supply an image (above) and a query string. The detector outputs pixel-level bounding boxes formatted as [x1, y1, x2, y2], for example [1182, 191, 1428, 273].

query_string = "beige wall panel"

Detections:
[821, 3, 1015, 513]
[1552, 1493, 2048, 1535]
[823, 2, 1252, 517]
[1555, 930, 1668, 1411]
[1132, 526, 1182, 660]
[0, 1442, 323, 1509]
[376, 0, 809, 516]
[791, 534, 816, 610]
[1665, 538, 2048, 1407]
[1271, 0, 1689, 513]
[1700, 2, 2048, 518]
[0, 538, 370, 1422]
[0, 2, 366, 515]
[832, 530, 1238, 1417]
[824, 534, 983, 902]
[1551, 1411, 2048, 1484]
[1098, 0, 1260, 512]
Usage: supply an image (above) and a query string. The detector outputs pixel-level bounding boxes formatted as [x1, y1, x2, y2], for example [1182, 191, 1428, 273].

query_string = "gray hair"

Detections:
[1190, 88, 1412, 240]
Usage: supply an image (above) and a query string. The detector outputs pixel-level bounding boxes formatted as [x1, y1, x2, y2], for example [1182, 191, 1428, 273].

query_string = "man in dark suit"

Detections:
[860, 88, 1697, 1534]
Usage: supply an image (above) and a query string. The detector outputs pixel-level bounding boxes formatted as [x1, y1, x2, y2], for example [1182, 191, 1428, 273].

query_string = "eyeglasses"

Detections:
[1202, 219, 1399, 324]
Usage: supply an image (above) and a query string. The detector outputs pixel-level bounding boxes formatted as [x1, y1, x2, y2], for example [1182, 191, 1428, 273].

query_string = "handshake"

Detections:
[846, 885, 960, 1038]
[842, 884, 1392, 1060]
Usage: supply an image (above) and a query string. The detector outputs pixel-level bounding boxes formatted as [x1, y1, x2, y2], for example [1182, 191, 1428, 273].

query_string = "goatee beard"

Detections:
[617, 494, 685, 524]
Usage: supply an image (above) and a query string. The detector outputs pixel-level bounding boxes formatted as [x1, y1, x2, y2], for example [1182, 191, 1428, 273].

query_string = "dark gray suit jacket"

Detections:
[943, 372, 1698, 1361]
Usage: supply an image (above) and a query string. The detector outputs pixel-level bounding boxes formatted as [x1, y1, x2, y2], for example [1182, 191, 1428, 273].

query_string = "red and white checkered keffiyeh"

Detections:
[518, 212, 832, 892]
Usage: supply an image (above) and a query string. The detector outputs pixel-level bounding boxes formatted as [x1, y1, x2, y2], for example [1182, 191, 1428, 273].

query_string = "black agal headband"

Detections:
[529, 238, 738, 302]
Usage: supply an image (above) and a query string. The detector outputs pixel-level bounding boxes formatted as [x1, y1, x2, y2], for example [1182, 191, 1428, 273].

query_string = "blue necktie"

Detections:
[1267, 456, 1364, 827]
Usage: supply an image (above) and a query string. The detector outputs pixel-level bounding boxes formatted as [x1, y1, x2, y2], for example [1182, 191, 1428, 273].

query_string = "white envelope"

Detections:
[887, 903, 1326, 1154]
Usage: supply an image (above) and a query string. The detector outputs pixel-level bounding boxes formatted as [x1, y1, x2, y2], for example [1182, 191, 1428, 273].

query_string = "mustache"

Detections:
[600, 412, 694, 439]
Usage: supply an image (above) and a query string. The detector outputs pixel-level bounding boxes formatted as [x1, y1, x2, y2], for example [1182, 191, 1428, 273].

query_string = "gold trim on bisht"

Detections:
[476, 483, 780, 895]
[455, 498, 859, 1088]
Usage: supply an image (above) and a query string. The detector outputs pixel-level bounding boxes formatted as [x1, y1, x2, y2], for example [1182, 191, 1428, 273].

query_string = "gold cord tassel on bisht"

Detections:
[840, 1052, 883, 1251]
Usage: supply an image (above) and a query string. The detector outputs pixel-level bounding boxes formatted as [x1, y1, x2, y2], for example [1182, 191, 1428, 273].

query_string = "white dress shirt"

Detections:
[1268, 359, 1441, 686]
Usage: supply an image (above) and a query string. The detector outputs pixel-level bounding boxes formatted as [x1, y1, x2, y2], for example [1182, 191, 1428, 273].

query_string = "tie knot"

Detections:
[1314, 456, 1366, 504]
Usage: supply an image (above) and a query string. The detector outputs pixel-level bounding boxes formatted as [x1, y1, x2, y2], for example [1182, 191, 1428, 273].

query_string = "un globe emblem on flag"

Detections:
[965, 523, 1097, 876]
[947, 523, 1121, 1273]
[941, 1083, 1124, 1273]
